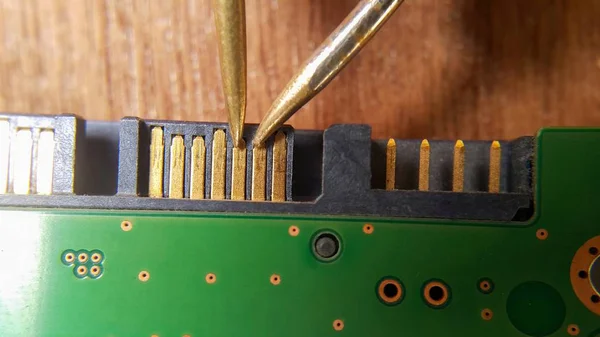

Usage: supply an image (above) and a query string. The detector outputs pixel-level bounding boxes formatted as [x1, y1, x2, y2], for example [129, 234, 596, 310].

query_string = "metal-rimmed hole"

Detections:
[333, 319, 344, 331]
[270, 274, 281, 285]
[90, 266, 101, 277]
[91, 252, 102, 263]
[121, 220, 132, 231]
[377, 278, 403, 305]
[77, 252, 89, 263]
[64, 252, 75, 264]
[478, 278, 494, 294]
[138, 271, 150, 282]
[76, 266, 87, 276]
[481, 308, 493, 321]
[423, 280, 451, 308]
[536, 229, 548, 240]
[567, 324, 580, 336]
[288, 225, 299, 237]
[206, 273, 216, 284]
[363, 224, 373, 234]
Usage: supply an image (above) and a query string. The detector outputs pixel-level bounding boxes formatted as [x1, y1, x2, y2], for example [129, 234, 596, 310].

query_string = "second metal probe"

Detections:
[213, 0, 247, 148]
[253, 0, 405, 146]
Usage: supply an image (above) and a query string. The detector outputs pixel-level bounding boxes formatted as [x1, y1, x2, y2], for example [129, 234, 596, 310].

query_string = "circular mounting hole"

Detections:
[312, 231, 341, 262]
[377, 278, 404, 305]
[592, 295, 600, 303]
[590, 247, 599, 256]
[138, 271, 150, 282]
[578, 270, 588, 279]
[423, 280, 450, 308]
[363, 224, 373, 234]
[288, 225, 299, 237]
[270, 274, 281, 285]
[568, 324, 580, 336]
[536, 229, 548, 240]
[481, 308, 493, 321]
[333, 319, 344, 331]
[121, 220, 132, 231]
[478, 278, 494, 294]
[206, 273, 216, 284]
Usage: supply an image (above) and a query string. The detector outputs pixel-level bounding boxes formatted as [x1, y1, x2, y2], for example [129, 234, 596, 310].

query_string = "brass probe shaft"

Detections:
[253, 0, 405, 145]
[213, 0, 247, 147]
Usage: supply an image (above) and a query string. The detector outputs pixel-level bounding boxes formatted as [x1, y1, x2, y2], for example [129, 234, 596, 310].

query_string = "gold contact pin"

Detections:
[252, 144, 266, 201]
[169, 135, 185, 198]
[231, 140, 247, 200]
[190, 137, 206, 199]
[211, 129, 226, 199]
[489, 141, 501, 193]
[271, 131, 287, 201]
[149, 127, 164, 198]
[418, 139, 430, 191]
[386, 138, 396, 190]
[36, 130, 54, 195]
[452, 140, 465, 192]
[0, 120, 9, 194]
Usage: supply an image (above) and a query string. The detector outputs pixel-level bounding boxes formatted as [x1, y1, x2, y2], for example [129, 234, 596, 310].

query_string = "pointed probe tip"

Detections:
[229, 125, 243, 148]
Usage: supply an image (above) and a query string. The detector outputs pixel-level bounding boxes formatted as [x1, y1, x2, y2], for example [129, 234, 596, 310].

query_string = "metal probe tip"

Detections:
[253, 0, 405, 146]
[213, 0, 247, 147]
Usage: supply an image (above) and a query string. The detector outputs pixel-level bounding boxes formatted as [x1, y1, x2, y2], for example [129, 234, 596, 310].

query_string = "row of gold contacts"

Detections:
[148, 127, 287, 201]
[0, 120, 54, 195]
[385, 139, 502, 193]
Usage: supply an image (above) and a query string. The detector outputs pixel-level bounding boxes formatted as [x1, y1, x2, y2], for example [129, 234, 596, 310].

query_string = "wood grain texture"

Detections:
[1, 0, 599, 140]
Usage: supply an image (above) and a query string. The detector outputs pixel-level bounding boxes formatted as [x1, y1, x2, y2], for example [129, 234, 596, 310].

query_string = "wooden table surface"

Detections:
[1, 0, 599, 140]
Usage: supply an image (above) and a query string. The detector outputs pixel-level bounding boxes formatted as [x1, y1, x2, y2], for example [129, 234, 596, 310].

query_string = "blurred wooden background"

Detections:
[0, 0, 599, 139]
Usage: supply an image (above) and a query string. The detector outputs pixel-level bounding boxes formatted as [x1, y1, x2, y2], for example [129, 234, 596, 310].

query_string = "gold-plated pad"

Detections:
[190, 137, 206, 200]
[489, 141, 501, 193]
[452, 140, 465, 192]
[271, 131, 287, 201]
[418, 139, 430, 191]
[252, 145, 266, 201]
[13, 129, 33, 195]
[169, 135, 185, 198]
[36, 130, 55, 195]
[231, 140, 247, 200]
[0, 120, 9, 194]
[211, 130, 226, 199]
[385, 138, 396, 190]
[149, 127, 164, 198]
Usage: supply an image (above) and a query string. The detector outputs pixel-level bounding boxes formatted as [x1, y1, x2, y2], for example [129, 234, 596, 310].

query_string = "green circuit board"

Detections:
[0, 128, 599, 337]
